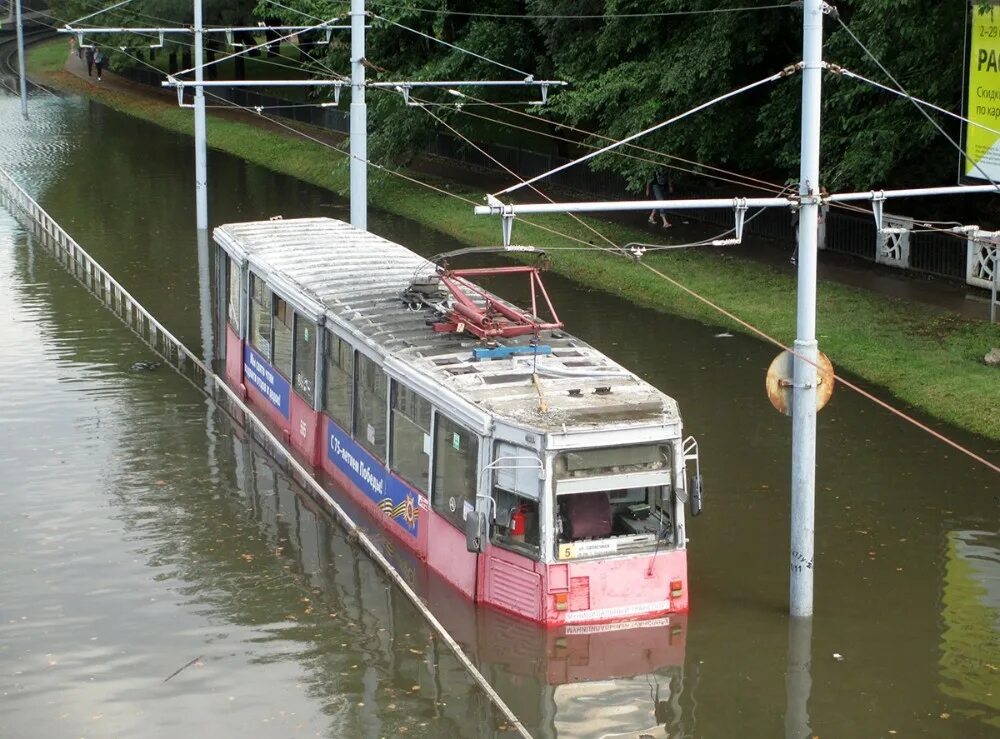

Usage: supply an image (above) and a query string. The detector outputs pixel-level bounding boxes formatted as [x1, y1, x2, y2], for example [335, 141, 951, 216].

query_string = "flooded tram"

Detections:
[213, 217, 703, 626]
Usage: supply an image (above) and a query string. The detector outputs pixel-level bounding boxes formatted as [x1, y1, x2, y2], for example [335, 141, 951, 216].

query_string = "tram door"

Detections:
[427, 412, 481, 597]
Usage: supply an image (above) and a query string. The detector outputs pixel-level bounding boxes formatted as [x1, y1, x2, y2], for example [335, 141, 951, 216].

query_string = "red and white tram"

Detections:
[214, 217, 703, 626]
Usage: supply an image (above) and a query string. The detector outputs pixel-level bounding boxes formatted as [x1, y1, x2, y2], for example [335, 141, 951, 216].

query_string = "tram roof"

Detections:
[215, 217, 680, 433]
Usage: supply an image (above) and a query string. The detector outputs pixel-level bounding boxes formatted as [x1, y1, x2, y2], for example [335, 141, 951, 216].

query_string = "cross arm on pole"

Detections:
[473, 196, 795, 217]
[162, 78, 348, 89]
[825, 183, 1000, 202]
[474, 195, 795, 246]
[369, 79, 567, 105]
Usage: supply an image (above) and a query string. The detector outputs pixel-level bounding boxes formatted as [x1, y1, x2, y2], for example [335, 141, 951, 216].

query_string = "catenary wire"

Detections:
[262, 0, 961, 242]
[493, 65, 800, 197]
[368, 12, 533, 78]
[367, 1, 794, 20]
[406, 90, 625, 255]
[37, 3, 338, 81]
[35, 3, 986, 251]
[42, 8, 998, 474]
[835, 14, 1000, 191]
[390, 87, 998, 475]
[830, 63, 1000, 139]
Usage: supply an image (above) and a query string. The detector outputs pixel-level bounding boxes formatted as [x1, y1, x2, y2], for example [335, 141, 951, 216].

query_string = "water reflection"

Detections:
[3, 90, 1000, 737]
[784, 617, 812, 739]
[223, 412, 690, 738]
[941, 530, 1000, 730]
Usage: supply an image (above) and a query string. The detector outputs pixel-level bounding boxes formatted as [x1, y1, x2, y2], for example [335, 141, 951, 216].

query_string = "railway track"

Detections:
[0, 25, 57, 96]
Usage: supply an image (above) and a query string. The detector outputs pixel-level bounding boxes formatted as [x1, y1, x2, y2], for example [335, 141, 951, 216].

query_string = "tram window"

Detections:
[354, 353, 387, 459]
[272, 298, 294, 378]
[249, 274, 271, 357]
[390, 382, 431, 492]
[293, 315, 316, 402]
[226, 258, 240, 332]
[323, 331, 353, 429]
[492, 489, 540, 557]
[555, 487, 674, 554]
[432, 415, 479, 531]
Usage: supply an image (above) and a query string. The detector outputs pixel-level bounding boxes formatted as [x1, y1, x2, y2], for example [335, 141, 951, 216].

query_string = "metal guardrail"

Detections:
[0, 166, 533, 739]
[0, 168, 210, 388]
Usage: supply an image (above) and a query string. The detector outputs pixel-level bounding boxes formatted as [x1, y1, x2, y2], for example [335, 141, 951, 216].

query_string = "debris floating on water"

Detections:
[163, 655, 203, 682]
[129, 360, 162, 372]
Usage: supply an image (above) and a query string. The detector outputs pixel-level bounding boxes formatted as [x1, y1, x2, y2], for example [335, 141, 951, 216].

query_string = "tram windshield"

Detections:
[552, 443, 677, 559]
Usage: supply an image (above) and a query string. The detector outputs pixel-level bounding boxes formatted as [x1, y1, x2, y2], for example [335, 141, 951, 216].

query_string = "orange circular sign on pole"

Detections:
[766, 349, 834, 416]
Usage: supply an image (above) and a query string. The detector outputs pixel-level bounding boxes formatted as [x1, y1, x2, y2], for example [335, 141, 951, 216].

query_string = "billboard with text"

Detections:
[965, 5, 1000, 180]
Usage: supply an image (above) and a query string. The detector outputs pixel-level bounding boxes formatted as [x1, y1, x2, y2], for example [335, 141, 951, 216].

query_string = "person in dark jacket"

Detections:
[645, 166, 673, 228]
[85, 46, 95, 77]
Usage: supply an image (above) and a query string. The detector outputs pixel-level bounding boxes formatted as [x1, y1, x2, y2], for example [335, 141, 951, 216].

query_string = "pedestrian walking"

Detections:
[85, 46, 95, 77]
[645, 166, 673, 228]
[94, 48, 105, 81]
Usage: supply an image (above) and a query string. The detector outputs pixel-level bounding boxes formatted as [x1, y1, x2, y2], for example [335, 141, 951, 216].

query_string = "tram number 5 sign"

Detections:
[965, 5, 1000, 181]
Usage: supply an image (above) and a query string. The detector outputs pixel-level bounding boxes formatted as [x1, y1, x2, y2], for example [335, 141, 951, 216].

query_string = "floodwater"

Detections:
[0, 90, 998, 739]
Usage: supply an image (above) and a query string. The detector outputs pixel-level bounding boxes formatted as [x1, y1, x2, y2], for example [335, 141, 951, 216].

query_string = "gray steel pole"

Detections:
[992, 245, 998, 323]
[193, 0, 208, 229]
[350, 0, 367, 230]
[15, 0, 28, 119]
[790, 0, 823, 618]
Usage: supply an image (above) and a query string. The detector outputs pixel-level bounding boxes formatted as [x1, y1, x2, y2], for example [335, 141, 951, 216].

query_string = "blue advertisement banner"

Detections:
[326, 418, 420, 538]
[243, 345, 290, 418]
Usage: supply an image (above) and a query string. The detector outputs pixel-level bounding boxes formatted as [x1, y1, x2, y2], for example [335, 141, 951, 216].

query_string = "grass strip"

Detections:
[27, 40, 1000, 443]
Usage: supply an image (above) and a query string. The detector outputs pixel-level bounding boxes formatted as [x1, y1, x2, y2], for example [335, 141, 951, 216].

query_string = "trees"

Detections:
[102, 0, 978, 195]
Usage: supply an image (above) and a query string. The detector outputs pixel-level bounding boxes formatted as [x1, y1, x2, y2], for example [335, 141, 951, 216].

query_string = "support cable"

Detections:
[830, 63, 1000, 139]
[105, 37, 998, 477]
[172, 15, 342, 78]
[366, 1, 793, 20]
[64, 0, 135, 27]
[448, 87, 991, 245]
[834, 15, 1000, 190]
[492, 66, 800, 198]
[407, 90, 625, 255]
[637, 260, 1000, 475]
[368, 12, 534, 78]
[41, 4, 336, 80]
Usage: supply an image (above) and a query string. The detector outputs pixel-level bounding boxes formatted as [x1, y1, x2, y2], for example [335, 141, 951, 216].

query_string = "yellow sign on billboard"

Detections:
[966, 6, 1000, 180]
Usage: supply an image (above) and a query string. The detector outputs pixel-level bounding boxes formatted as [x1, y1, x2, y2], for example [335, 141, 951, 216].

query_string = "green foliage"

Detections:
[76, 0, 986, 194]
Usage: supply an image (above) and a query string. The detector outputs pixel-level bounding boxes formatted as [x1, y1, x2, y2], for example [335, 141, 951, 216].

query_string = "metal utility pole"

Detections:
[15, 0, 28, 118]
[193, 0, 208, 229]
[350, 0, 367, 230]
[789, 0, 823, 618]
